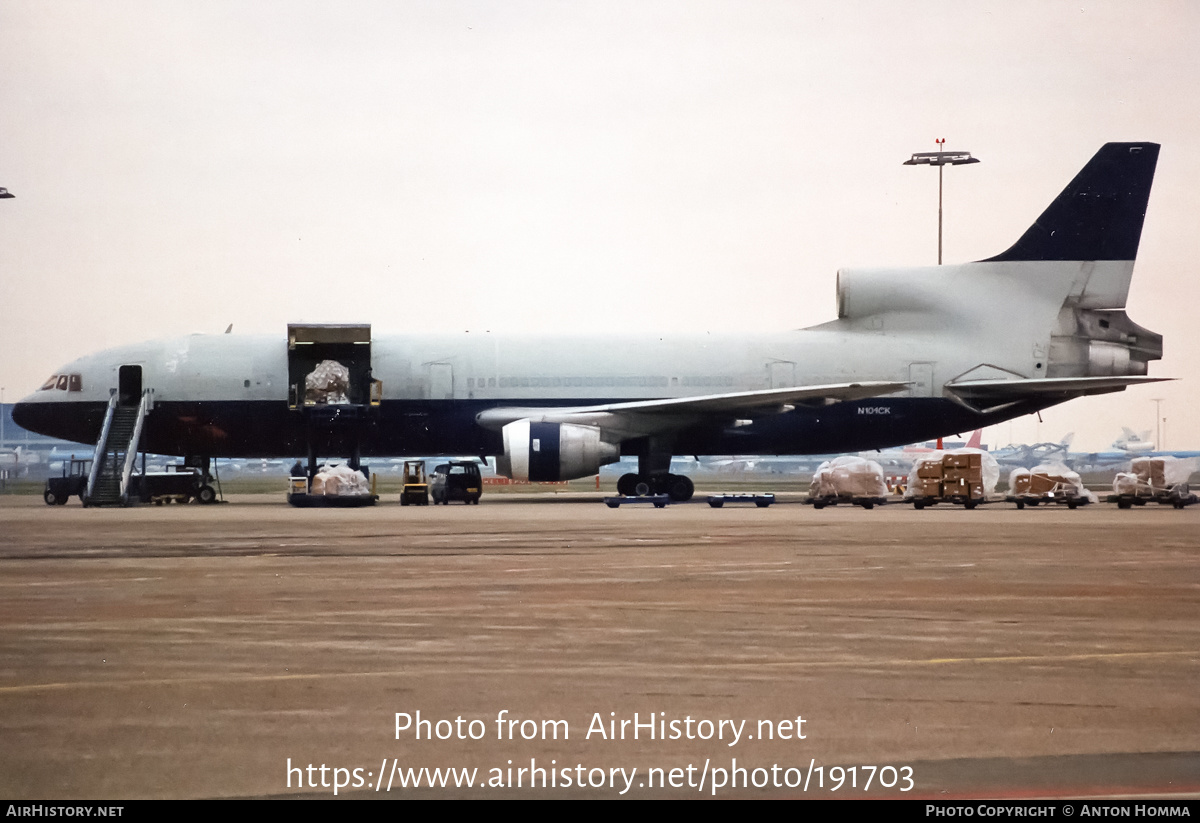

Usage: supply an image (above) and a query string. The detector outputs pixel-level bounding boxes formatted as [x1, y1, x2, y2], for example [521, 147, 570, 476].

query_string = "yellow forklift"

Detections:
[400, 460, 429, 506]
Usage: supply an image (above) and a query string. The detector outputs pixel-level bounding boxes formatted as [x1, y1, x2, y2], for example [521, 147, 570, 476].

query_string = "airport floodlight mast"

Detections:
[903, 139, 979, 264]
[1152, 397, 1165, 450]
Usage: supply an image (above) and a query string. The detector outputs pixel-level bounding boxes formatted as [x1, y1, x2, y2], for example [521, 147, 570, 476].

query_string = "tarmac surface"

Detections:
[0, 491, 1197, 799]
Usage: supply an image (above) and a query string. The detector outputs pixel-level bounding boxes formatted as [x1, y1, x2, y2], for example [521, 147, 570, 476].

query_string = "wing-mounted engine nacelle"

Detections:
[497, 420, 619, 482]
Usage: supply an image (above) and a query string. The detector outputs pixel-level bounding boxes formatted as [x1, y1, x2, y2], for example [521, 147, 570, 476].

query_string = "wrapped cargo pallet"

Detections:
[305, 359, 352, 405]
[906, 448, 999, 498]
[1112, 472, 1140, 496]
[1028, 462, 1098, 503]
[1008, 468, 1031, 495]
[809, 456, 888, 499]
[310, 463, 370, 496]
[1131, 456, 1198, 491]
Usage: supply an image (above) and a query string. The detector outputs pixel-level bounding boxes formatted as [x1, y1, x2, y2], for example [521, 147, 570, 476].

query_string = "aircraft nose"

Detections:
[11, 394, 42, 435]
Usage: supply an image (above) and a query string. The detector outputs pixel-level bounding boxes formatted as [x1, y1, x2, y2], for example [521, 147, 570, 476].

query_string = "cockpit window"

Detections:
[39, 374, 82, 392]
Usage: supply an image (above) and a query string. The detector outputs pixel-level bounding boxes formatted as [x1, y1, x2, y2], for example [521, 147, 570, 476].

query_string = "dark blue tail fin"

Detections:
[982, 143, 1159, 263]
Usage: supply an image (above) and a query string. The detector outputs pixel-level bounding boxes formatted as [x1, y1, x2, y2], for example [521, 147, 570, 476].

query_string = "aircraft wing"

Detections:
[946, 375, 1172, 403]
[475, 380, 909, 436]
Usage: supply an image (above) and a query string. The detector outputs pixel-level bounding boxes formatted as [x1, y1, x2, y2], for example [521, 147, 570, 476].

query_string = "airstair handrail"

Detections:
[86, 392, 119, 501]
[118, 391, 150, 503]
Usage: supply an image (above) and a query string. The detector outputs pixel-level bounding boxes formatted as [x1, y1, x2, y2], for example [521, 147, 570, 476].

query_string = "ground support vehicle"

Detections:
[910, 491, 995, 510]
[43, 458, 91, 505]
[430, 461, 483, 505]
[604, 494, 669, 508]
[1108, 483, 1198, 510]
[45, 459, 208, 505]
[707, 493, 775, 508]
[1006, 486, 1090, 509]
[133, 469, 207, 504]
[286, 473, 377, 508]
[400, 460, 429, 506]
[806, 494, 885, 510]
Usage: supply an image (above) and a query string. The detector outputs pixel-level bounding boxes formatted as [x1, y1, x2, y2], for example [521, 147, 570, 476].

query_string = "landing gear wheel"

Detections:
[196, 484, 217, 505]
[666, 474, 694, 502]
[634, 481, 652, 497]
[617, 473, 639, 497]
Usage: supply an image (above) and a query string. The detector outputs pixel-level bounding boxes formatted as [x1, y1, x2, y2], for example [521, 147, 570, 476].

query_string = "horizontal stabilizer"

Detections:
[946, 375, 1172, 403]
[476, 381, 908, 431]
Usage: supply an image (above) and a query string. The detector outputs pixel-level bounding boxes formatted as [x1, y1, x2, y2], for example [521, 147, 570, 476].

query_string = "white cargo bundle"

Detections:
[305, 359, 351, 405]
[1112, 472, 1140, 496]
[310, 463, 370, 496]
[810, 455, 888, 498]
[1029, 462, 1098, 503]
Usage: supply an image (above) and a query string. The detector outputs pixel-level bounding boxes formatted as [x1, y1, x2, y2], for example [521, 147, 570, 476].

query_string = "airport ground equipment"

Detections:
[44, 457, 91, 505]
[604, 494, 669, 508]
[806, 493, 886, 510]
[430, 461, 482, 504]
[809, 455, 889, 509]
[1006, 469, 1091, 509]
[45, 457, 205, 506]
[1107, 457, 1199, 509]
[707, 493, 775, 508]
[909, 452, 989, 510]
[287, 465, 378, 507]
[1108, 483, 1197, 509]
[400, 460, 429, 506]
[287, 324, 383, 501]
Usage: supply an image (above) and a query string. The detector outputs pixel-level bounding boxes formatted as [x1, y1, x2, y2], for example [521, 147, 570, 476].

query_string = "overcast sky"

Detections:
[2, 0, 1198, 451]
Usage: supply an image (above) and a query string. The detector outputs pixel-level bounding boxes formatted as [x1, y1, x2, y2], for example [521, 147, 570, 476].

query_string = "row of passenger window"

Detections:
[464, 375, 737, 390]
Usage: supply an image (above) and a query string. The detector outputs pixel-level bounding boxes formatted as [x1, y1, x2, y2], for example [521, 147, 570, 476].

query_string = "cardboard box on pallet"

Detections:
[943, 453, 982, 470]
[915, 478, 942, 497]
[1010, 469, 1032, 495]
[916, 461, 943, 479]
[1132, 457, 1166, 489]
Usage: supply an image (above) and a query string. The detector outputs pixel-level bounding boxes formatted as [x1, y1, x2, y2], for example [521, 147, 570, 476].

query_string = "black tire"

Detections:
[667, 474, 694, 502]
[634, 481, 651, 497]
[860, 501, 874, 510]
[196, 484, 217, 505]
[617, 473, 639, 497]
[44, 488, 66, 506]
[1015, 501, 1025, 510]
[913, 501, 925, 510]
[1117, 500, 1131, 509]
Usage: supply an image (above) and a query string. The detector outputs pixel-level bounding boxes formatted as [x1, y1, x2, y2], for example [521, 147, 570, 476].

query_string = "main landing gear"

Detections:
[617, 439, 694, 502]
[617, 472, 694, 502]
